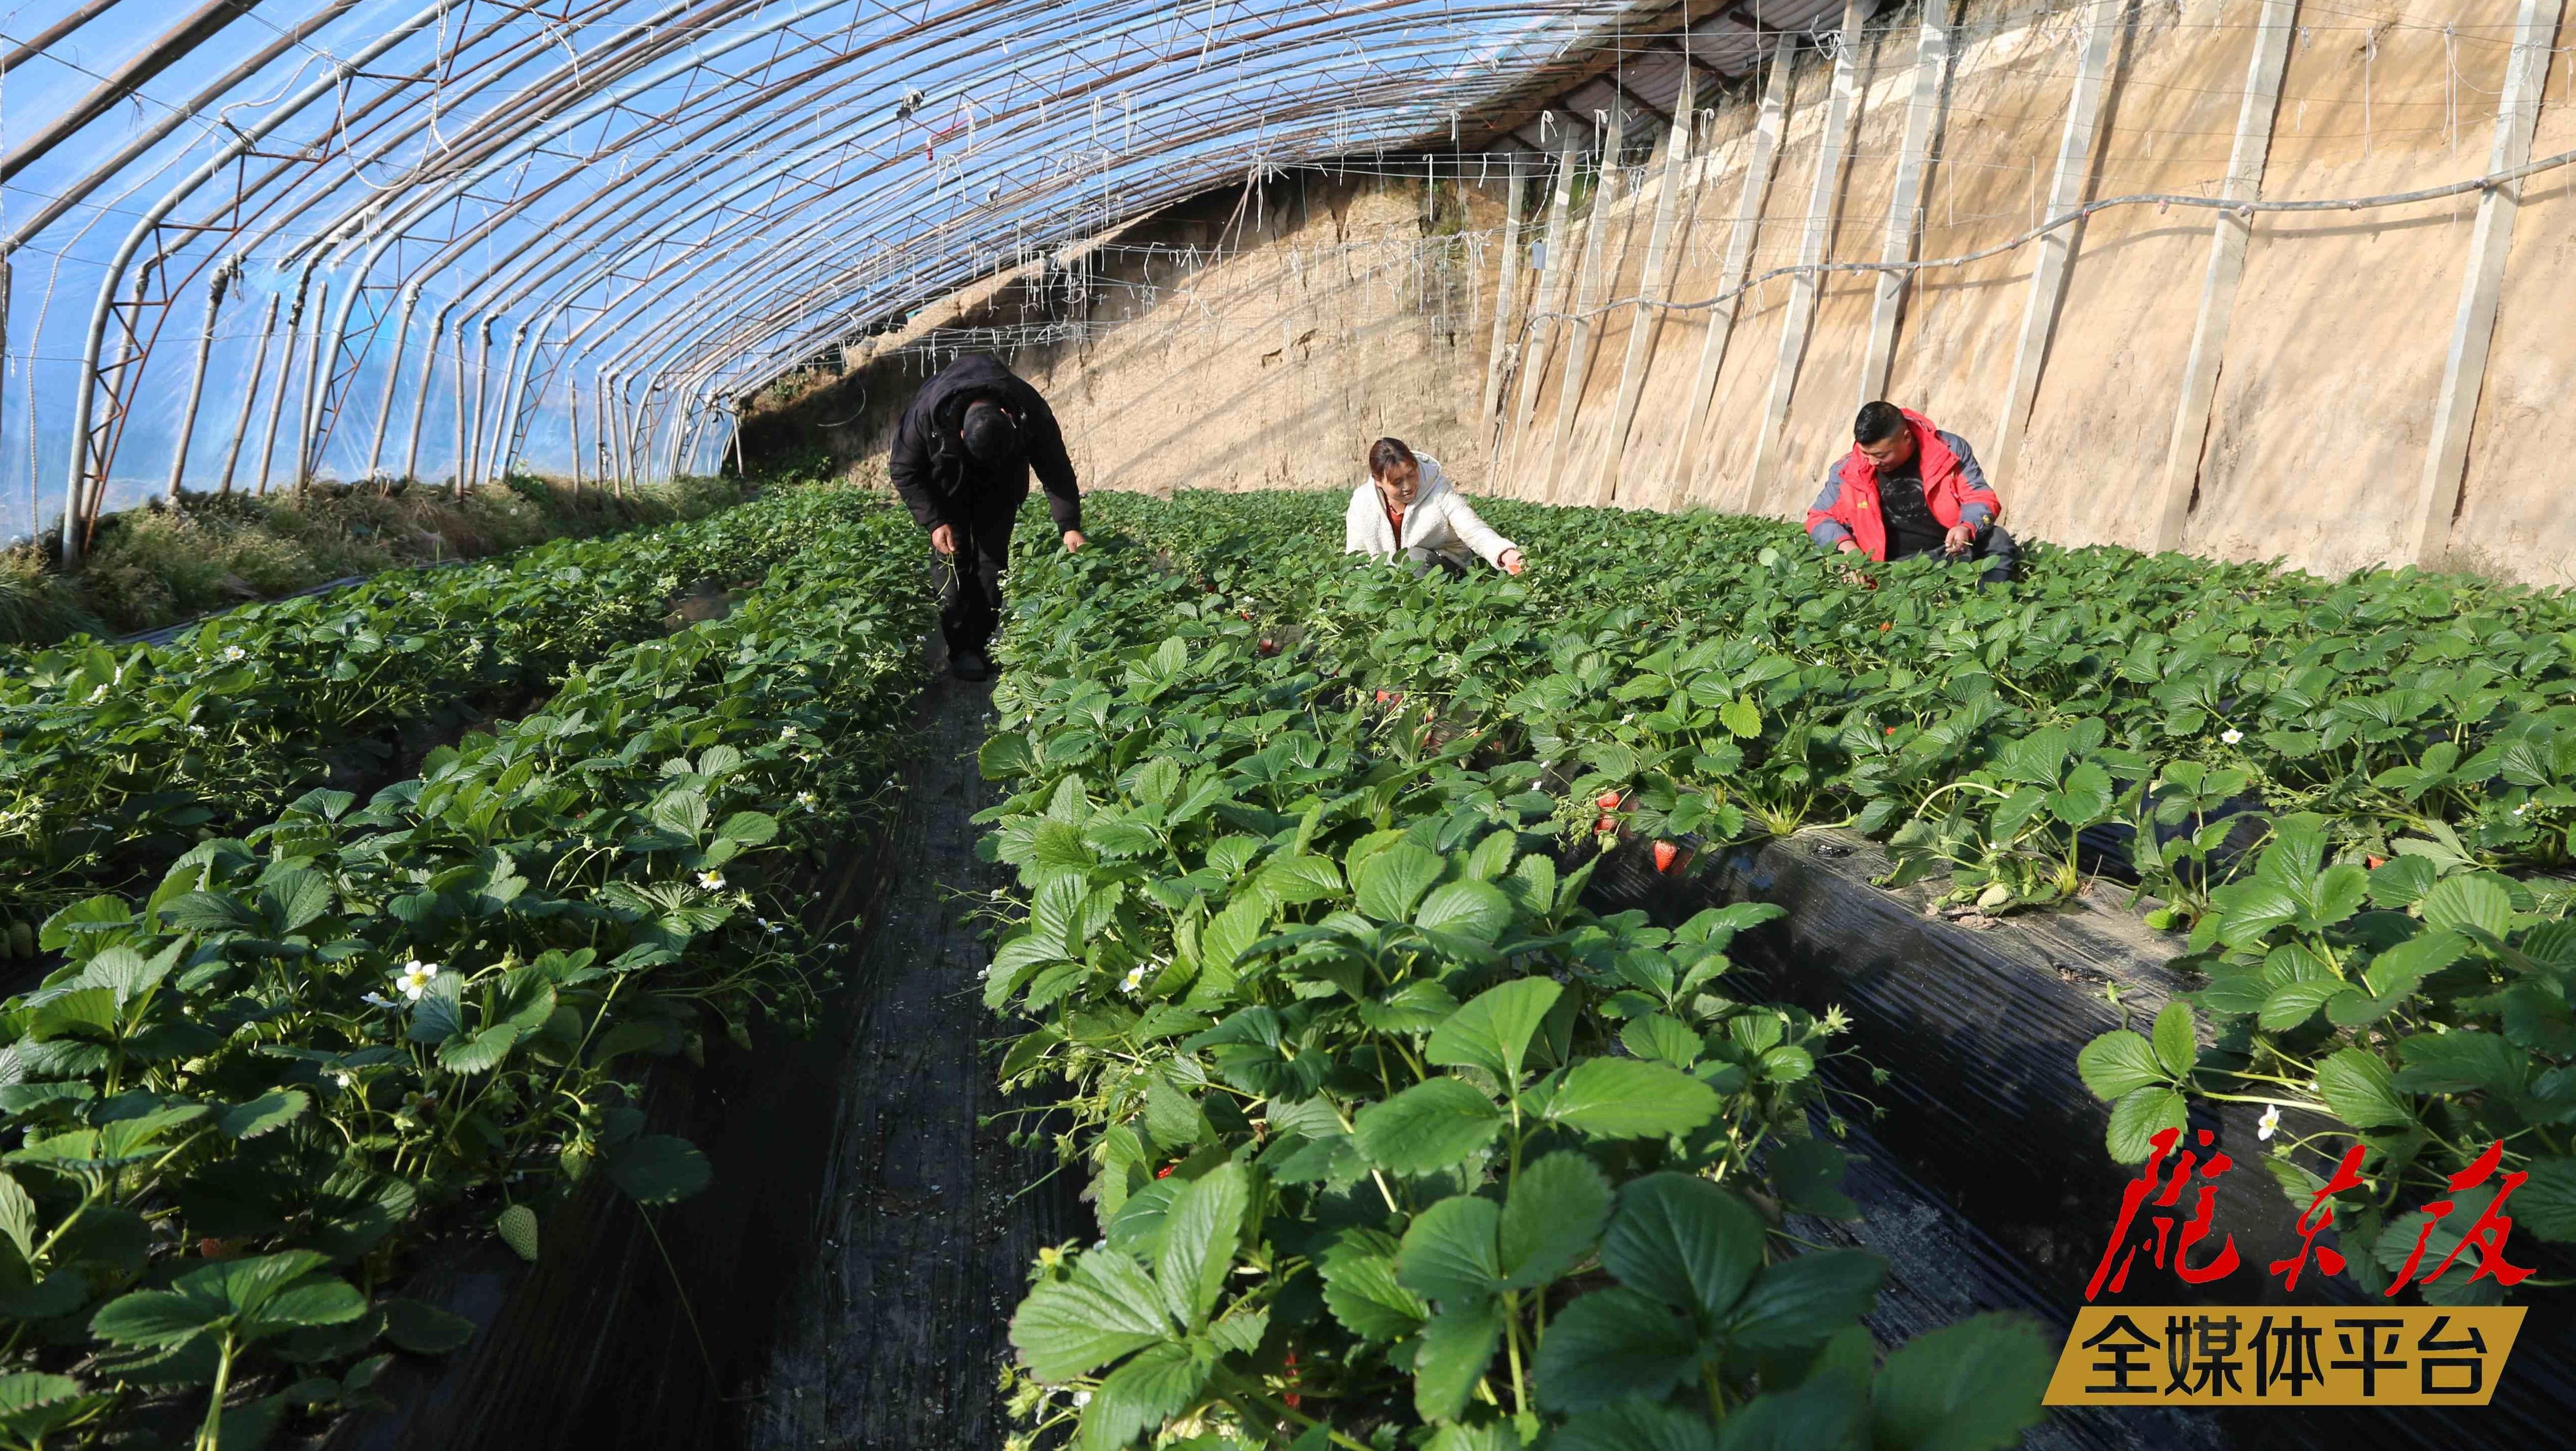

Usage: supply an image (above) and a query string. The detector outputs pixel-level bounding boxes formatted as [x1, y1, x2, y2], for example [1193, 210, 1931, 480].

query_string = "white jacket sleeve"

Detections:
[1344, 487, 1380, 555]
[1441, 494, 1516, 568]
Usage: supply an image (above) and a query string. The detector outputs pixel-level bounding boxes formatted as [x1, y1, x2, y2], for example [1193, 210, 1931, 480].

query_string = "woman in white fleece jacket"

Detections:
[1341, 438, 1525, 577]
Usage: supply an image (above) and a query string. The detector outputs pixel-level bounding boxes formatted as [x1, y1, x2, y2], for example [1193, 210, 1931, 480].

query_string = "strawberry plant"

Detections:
[0, 493, 935, 1436]
[1047, 486, 2576, 1322]
[977, 526, 2053, 1449]
[2, 486, 864, 932]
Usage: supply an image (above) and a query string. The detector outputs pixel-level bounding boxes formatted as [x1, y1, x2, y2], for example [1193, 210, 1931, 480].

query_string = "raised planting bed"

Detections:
[1585, 827, 2576, 1449]
[0, 496, 945, 1447]
[317, 665, 1081, 1450]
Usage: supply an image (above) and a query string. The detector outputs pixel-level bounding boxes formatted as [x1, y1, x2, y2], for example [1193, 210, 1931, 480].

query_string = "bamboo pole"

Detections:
[216, 292, 280, 496]
[1671, 51, 1792, 507]
[450, 316, 472, 499]
[1481, 153, 1530, 439]
[1739, 0, 1873, 514]
[2410, 0, 2566, 567]
[365, 283, 425, 478]
[1539, 110, 1625, 502]
[165, 260, 233, 499]
[1986, 0, 2123, 490]
[1859, 0, 1952, 407]
[1502, 137, 1582, 497]
[254, 269, 313, 497]
[401, 302, 453, 483]
[291, 276, 329, 491]
[2151, 0, 2297, 554]
[1594, 65, 1699, 507]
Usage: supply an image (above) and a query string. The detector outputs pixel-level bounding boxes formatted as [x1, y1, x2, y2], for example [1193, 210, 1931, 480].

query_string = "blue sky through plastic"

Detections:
[0, 0, 1638, 539]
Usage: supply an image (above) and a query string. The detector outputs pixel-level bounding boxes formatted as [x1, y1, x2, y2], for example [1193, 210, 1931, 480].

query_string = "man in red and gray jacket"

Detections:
[1805, 401, 2016, 587]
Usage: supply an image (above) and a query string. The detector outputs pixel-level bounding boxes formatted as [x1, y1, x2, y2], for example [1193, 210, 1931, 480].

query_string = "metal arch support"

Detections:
[56, 0, 467, 564]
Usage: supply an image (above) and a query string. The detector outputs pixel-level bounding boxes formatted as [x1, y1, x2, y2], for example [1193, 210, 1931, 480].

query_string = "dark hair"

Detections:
[1367, 437, 1418, 479]
[1854, 401, 1908, 445]
[961, 397, 1022, 467]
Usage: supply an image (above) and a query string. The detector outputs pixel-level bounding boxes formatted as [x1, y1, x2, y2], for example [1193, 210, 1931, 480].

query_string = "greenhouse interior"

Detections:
[2, 0, 2573, 1446]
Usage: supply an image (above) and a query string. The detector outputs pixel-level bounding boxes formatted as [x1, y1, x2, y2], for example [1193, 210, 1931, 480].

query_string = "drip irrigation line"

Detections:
[1509, 138, 2576, 332]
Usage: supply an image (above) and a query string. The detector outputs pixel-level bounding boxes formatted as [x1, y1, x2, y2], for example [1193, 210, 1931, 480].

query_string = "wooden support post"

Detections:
[1502, 139, 1580, 497]
[2411, 0, 2566, 567]
[1668, 52, 1791, 507]
[216, 292, 279, 495]
[1860, 0, 1951, 407]
[165, 262, 232, 499]
[1594, 65, 1699, 507]
[1539, 111, 1626, 503]
[2152, 0, 2297, 554]
[1481, 153, 1530, 433]
[1738, 1, 1873, 513]
[1987, 0, 2122, 491]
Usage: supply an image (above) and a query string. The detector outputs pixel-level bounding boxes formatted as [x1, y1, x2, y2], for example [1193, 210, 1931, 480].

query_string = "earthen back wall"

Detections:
[748, 176, 1496, 500]
[746, 0, 2576, 586]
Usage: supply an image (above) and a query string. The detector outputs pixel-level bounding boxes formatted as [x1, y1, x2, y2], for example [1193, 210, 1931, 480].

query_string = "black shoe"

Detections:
[949, 648, 991, 682]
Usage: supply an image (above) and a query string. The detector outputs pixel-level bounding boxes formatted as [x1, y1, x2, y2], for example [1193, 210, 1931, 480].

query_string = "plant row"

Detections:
[2, 487, 865, 928]
[0, 490, 934, 1448]
[1071, 488, 2576, 1305]
[976, 532, 2051, 1451]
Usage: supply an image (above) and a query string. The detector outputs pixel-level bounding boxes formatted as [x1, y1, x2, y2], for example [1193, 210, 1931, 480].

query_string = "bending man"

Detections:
[1806, 401, 2015, 587]
[1342, 438, 1524, 578]
[888, 352, 1084, 681]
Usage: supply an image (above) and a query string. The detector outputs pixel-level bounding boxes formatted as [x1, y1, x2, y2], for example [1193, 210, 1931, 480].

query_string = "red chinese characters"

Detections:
[2270, 1143, 2367, 1291]
[2383, 1139, 2536, 1296]
[2087, 1127, 2242, 1300]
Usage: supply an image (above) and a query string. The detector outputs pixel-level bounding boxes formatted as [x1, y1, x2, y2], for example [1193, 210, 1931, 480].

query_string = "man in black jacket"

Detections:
[886, 353, 1083, 681]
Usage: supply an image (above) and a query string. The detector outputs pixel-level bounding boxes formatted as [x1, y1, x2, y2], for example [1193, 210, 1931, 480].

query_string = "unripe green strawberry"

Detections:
[496, 1204, 540, 1263]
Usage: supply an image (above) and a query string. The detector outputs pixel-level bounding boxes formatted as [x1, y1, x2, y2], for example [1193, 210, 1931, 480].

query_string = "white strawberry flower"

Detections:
[697, 870, 725, 891]
[2258, 1104, 2281, 1141]
[395, 960, 440, 1001]
[1120, 965, 1148, 995]
[220, 645, 247, 663]
[796, 790, 817, 809]
[332, 1071, 356, 1090]
[2220, 727, 2243, 745]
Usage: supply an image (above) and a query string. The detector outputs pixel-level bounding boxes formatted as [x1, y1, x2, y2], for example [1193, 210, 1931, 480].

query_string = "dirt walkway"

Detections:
[738, 662, 1079, 1450]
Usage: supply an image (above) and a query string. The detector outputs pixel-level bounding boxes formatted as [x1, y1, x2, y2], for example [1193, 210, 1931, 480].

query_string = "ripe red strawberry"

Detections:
[1596, 816, 1618, 834]
[1880, 621, 1893, 632]
[1884, 725, 1897, 736]
[1595, 790, 1623, 811]
[1156, 1163, 1175, 1179]
[2366, 855, 2387, 869]
[1258, 638, 1277, 655]
[1653, 841, 1680, 873]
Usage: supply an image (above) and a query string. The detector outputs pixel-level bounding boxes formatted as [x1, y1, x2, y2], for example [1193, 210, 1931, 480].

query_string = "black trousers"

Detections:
[1404, 546, 1469, 580]
[1891, 523, 2017, 586]
[939, 500, 1017, 654]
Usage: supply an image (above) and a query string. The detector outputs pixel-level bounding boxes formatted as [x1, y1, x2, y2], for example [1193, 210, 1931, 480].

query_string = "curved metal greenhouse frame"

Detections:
[0, 0, 1817, 560]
